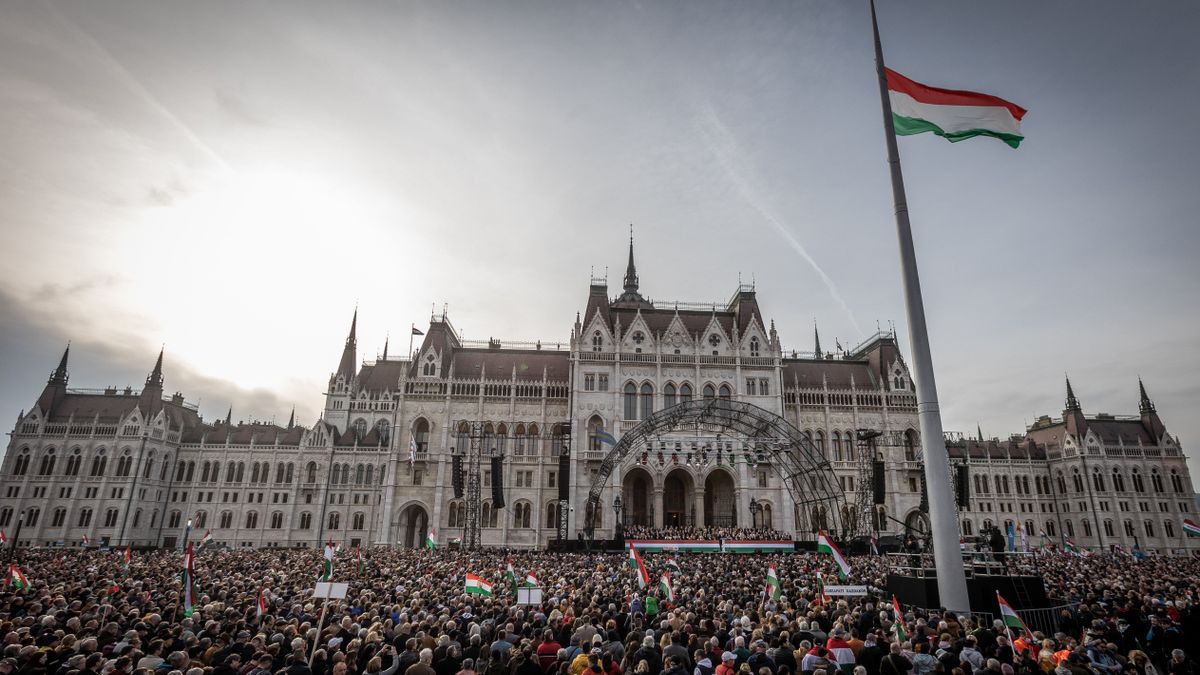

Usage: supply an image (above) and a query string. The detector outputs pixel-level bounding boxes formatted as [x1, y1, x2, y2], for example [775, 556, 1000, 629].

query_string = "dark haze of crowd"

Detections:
[1, 530, 1197, 675]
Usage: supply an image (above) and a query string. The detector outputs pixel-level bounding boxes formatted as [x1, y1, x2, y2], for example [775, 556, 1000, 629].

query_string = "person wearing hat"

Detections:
[716, 653, 737, 675]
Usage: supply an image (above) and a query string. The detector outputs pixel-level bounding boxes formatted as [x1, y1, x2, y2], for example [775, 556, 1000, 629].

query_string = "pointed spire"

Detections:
[623, 225, 639, 294]
[1138, 377, 1155, 414]
[1065, 375, 1081, 411]
[146, 347, 164, 387]
[813, 321, 822, 359]
[977, 423, 984, 442]
[49, 343, 70, 385]
[382, 333, 389, 360]
[337, 309, 358, 380]
[287, 406, 295, 429]
[225, 406, 233, 426]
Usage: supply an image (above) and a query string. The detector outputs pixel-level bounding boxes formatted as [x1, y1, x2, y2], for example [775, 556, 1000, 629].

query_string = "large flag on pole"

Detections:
[524, 571, 539, 587]
[627, 544, 650, 589]
[996, 591, 1031, 640]
[892, 596, 910, 642]
[764, 564, 781, 600]
[465, 573, 494, 597]
[816, 530, 851, 579]
[182, 542, 197, 617]
[886, 68, 1026, 148]
[1183, 519, 1200, 538]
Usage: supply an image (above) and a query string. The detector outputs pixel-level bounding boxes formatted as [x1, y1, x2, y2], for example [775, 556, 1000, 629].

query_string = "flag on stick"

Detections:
[123, 546, 132, 570]
[996, 592, 1031, 641]
[357, 547, 365, 573]
[465, 573, 494, 596]
[83, 534, 90, 547]
[318, 543, 334, 581]
[892, 596, 909, 642]
[182, 542, 197, 617]
[764, 563, 781, 600]
[524, 571, 539, 587]
[885, 68, 1027, 148]
[425, 527, 436, 550]
[505, 557, 517, 593]
[8, 564, 29, 590]
[0, 530, 6, 545]
[627, 545, 650, 589]
[658, 571, 675, 602]
[199, 530, 213, 548]
[1183, 519, 1200, 538]
[256, 587, 268, 618]
[816, 530, 851, 579]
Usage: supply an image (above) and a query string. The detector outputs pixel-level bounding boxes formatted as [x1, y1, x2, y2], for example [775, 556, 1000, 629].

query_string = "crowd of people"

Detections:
[0, 545, 1196, 675]
[621, 527, 793, 542]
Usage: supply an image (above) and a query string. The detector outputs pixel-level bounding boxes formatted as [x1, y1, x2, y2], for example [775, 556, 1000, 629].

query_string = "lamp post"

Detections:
[7, 511, 25, 562]
[612, 494, 624, 543]
[750, 498, 762, 529]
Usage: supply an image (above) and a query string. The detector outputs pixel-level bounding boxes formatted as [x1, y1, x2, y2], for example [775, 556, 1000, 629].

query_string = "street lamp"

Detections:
[749, 498, 762, 529]
[612, 494, 624, 540]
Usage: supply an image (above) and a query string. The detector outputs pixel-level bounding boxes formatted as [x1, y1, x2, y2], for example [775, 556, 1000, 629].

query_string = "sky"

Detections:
[1, 1, 1198, 472]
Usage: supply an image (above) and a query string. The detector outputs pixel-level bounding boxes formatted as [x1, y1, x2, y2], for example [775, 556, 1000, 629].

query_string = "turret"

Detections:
[1138, 378, 1166, 441]
[139, 348, 165, 416]
[1063, 376, 1088, 437]
[337, 309, 358, 381]
[35, 344, 71, 415]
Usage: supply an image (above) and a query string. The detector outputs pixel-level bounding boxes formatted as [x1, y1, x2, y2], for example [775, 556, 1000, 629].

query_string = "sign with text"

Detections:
[313, 582, 349, 599]
[823, 585, 869, 596]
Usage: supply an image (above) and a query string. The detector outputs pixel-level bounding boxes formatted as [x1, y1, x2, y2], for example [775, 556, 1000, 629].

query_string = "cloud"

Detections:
[214, 87, 270, 127]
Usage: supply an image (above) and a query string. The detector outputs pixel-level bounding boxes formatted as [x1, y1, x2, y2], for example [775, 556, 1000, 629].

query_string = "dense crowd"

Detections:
[622, 527, 793, 541]
[1, 545, 1197, 675]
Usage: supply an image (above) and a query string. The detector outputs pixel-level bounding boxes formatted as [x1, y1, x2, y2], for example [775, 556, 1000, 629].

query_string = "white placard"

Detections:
[314, 582, 349, 599]
[516, 586, 543, 605]
[822, 585, 869, 597]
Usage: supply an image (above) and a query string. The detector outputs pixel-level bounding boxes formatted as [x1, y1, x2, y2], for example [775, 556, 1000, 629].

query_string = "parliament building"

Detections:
[1, 242, 1196, 554]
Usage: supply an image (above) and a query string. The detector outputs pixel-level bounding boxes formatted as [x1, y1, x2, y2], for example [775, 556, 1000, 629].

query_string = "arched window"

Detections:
[1082, 519, 1093, 537]
[91, 453, 108, 477]
[496, 423, 508, 454]
[328, 512, 341, 530]
[353, 418, 367, 440]
[225, 462, 236, 482]
[275, 462, 285, 484]
[587, 416, 605, 453]
[236, 462, 244, 482]
[1123, 520, 1135, 537]
[356, 464, 365, 485]
[219, 511, 233, 529]
[0, 508, 10, 528]
[78, 508, 94, 527]
[663, 383, 677, 408]
[481, 501, 498, 528]
[639, 383, 653, 419]
[718, 384, 732, 400]
[1045, 520, 1056, 536]
[448, 501, 465, 528]
[365, 465, 374, 483]
[38, 450, 56, 476]
[1072, 471, 1084, 493]
[65, 450, 81, 476]
[270, 512, 284, 529]
[592, 331, 603, 352]
[514, 424, 526, 456]
[245, 511, 259, 529]
[749, 337, 760, 357]
[1103, 520, 1115, 537]
[11, 449, 30, 476]
[413, 418, 430, 453]
[904, 430, 917, 462]
[623, 383, 638, 420]
[514, 502, 532, 528]
[1151, 471, 1163, 493]
[703, 384, 716, 400]
[814, 431, 825, 456]
[375, 420, 390, 445]
[679, 383, 693, 401]
[1165, 519, 1176, 538]
[1064, 520, 1074, 537]
[194, 511, 207, 528]
[545, 502, 560, 529]
[306, 462, 318, 484]
[1132, 470, 1145, 493]
[299, 512, 312, 529]
[962, 519, 973, 535]
[1056, 473, 1067, 494]
[200, 461, 210, 482]
[845, 432, 856, 461]
[1092, 470, 1105, 492]
[831, 432, 842, 462]
[352, 512, 365, 530]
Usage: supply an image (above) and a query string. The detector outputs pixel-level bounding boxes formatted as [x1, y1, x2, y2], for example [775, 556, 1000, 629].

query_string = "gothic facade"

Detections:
[1, 243, 1195, 554]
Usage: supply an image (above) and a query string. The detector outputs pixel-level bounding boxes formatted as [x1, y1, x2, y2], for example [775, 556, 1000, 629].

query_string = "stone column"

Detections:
[695, 486, 706, 528]
[653, 487, 664, 528]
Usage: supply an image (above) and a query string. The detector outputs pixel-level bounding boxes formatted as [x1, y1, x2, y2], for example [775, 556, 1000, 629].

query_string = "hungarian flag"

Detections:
[627, 545, 650, 589]
[524, 571, 539, 587]
[658, 571, 675, 602]
[318, 543, 334, 581]
[996, 591, 1031, 639]
[814, 571, 831, 605]
[356, 547, 365, 573]
[425, 527, 436, 550]
[505, 557, 517, 593]
[666, 556, 681, 573]
[181, 542, 197, 617]
[123, 546, 132, 570]
[465, 573, 493, 597]
[764, 563, 782, 600]
[8, 564, 29, 590]
[83, 534, 90, 546]
[0, 530, 7, 545]
[1063, 539, 1080, 556]
[256, 587, 268, 618]
[886, 68, 1026, 148]
[892, 596, 909, 642]
[199, 530, 213, 548]
[817, 530, 851, 579]
[1183, 519, 1200, 538]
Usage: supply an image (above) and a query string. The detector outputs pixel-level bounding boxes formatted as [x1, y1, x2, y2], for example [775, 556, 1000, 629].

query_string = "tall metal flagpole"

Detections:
[869, 0, 970, 612]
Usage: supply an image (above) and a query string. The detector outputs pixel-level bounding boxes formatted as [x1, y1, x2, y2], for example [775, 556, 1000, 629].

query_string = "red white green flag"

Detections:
[123, 546, 132, 570]
[465, 573, 494, 597]
[181, 542, 197, 617]
[892, 596, 909, 642]
[1183, 519, 1200, 538]
[8, 564, 29, 590]
[764, 564, 781, 600]
[658, 571, 675, 602]
[996, 591, 1031, 639]
[356, 547, 364, 573]
[0, 530, 7, 545]
[816, 530, 851, 579]
[256, 587, 268, 618]
[627, 544, 650, 589]
[524, 571, 539, 587]
[887, 68, 1027, 149]
[505, 557, 517, 593]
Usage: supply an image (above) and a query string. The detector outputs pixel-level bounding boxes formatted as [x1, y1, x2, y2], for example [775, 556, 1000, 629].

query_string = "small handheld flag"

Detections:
[318, 542, 334, 581]
[658, 571, 675, 602]
[524, 571, 539, 587]
[256, 587, 268, 618]
[627, 545, 650, 589]
[465, 573, 494, 596]
[892, 596, 909, 641]
[182, 543, 197, 617]
[764, 564, 781, 600]
[996, 591, 1031, 641]
[123, 546, 132, 570]
[199, 530, 213, 548]
[816, 530, 851, 579]
[8, 564, 29, 590]
[425, 527, 436, 550]
[83, 534, 90, 547]
[505, 557, 517, 593]
[0, 530, 7, 545]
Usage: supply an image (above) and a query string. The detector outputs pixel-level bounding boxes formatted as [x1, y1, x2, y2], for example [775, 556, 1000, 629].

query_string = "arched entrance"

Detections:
[589, 398, 850, 540]
[704, 469, 736, 527]
[622, 468, 653, 527]
[396, 503, 429, 549]
[662, 469, 694, 527]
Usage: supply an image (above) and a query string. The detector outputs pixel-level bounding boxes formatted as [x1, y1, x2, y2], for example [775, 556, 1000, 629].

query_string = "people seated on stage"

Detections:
[623, 525, 794, 541]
